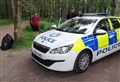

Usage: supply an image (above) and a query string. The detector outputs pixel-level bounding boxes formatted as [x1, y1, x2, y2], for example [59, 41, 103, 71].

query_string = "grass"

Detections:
[0, 19, 14, 25]
[12, 20, 55, 50]
[12, 28, 34, 50]
[0, 17, 59, 25]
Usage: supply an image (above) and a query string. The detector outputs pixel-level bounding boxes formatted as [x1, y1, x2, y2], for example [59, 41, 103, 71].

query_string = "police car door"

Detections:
[110, 18, 120, 43]
[109, 18, 120, 52]
[95, 19, 113, 57]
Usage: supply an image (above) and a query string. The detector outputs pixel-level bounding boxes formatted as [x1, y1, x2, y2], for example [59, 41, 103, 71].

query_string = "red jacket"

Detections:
[32, 16, 40, 26]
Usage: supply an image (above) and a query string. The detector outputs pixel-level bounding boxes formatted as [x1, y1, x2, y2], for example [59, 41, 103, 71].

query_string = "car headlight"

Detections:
[50, 44, 73, 54]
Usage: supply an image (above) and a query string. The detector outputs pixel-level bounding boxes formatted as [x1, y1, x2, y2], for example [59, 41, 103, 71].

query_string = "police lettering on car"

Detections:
[39, 36, 56, 43]
[97, 43, 120, 56]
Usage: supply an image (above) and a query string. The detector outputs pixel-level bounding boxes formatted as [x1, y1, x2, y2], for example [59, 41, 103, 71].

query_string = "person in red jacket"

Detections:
[30, 13, 40, 37]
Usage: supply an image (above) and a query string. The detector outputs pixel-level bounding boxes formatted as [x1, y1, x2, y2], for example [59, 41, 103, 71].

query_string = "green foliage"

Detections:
[0, 19, 14, 25]
[1, 0, 120, 19]
[40, 21, 54, 32]
[13, 26, 34, 50]
[22, 0, 31, 13]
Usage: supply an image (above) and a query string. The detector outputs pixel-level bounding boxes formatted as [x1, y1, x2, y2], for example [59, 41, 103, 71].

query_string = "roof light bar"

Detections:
[79, 13, 108, 17]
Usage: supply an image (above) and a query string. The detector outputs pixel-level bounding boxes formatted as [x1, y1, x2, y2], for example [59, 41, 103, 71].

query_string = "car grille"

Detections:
[32, 53, 65, 67]
[33, 42, 50, 53]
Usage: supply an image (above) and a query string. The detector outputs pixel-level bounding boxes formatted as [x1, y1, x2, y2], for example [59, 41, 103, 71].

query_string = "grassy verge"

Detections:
[0, 17, 63, 26]
[0, 19, 14, 25]
[12, 27, 34, 50]
[12, 21, 55, 50]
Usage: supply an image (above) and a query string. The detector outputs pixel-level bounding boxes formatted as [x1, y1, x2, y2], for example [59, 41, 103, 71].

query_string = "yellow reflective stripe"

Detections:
[108, 19, 113, 30]
[97, 34, 109, 49]
[116, 19, 120, 42]
[117, 19, 120, 23]
[116, 29, 120, 42]
[72, 38, 85, 52]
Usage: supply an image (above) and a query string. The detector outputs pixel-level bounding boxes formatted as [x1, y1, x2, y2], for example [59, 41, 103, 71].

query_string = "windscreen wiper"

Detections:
[55, 28, 64, 31]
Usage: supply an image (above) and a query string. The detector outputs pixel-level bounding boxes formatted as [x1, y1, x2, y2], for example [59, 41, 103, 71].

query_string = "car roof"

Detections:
[73, 16, 104, 21]
[81, 16, 104, 20]
[74, 16, 120, 20]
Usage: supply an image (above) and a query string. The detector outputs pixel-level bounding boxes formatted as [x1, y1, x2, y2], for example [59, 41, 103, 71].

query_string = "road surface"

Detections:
[0, 48, 120, 82]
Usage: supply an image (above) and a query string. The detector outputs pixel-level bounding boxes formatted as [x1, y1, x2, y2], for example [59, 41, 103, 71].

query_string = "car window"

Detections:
[110, 18, 120, 29]
[96, 19, 110, 32]
[56, 18, 97, 34]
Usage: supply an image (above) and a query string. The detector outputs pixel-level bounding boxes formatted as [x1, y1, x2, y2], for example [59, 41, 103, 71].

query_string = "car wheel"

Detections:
[74, 50, 91, 73]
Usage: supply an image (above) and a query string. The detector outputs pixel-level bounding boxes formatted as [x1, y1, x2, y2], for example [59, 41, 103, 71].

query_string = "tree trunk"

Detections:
[86, 0, 95, 13]
[29, 0, 33, 15]
[11, 0, 16, 19]
[110, 0, 116, 16]
[12, 0, 22, 43]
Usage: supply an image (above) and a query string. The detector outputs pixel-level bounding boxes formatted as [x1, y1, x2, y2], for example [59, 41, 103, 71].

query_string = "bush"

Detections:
[40, 21, 55, 32]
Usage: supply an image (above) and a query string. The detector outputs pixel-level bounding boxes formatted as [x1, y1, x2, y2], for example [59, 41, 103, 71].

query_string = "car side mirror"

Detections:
[52, 25, 57, 29]
[94, 29, 107, 35]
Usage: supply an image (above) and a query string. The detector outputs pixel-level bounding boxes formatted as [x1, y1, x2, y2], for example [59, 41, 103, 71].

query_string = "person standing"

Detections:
[66, 7, 77, 20]
[30, 13, 40, 37]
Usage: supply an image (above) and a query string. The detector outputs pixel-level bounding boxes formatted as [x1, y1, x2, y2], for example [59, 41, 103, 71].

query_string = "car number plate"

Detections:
[33, 50, 42, 58]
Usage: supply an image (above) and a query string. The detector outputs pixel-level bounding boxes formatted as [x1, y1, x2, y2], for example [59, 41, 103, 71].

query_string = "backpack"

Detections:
[1, 34, 14, 50]
[32, 16, 39, 26]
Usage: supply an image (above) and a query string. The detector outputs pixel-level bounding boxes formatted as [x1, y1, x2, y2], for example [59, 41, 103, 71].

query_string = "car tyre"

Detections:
[74, 50, 91, 73]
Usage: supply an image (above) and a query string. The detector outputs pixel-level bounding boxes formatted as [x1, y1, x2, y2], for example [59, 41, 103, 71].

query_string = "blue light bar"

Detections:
[97, 13, 108, 16]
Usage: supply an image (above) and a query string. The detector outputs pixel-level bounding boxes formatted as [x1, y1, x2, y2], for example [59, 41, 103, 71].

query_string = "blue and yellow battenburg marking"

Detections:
[72, 30, 120, 55]
[116, 29, 120, 42]
[72, 38, 85, 52]
[116, 19, 120, 42]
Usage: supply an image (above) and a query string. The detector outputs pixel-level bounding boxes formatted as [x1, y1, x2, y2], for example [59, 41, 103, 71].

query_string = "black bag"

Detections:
[1, 34, 14, 50]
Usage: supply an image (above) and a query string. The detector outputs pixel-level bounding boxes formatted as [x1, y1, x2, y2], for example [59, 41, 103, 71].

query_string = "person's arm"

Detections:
[29, 17, 32, 24]
[30, 17, 33, 25]
[75, 13, 78, 17]
[66, 13, 69, 20]
[73, 13, 78, 17]
[38, 16, 40, 26]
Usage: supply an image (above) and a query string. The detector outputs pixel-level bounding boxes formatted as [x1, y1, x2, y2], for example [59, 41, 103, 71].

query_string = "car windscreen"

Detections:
[56, 18, 97, 34]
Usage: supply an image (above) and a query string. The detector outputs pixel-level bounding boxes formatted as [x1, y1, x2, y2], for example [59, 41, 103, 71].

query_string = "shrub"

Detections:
[40, 21, 55, 32]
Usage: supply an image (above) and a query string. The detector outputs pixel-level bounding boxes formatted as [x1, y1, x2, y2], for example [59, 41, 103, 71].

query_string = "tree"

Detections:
[1, 0, 120, 19]
[11, 0, 23, 43]
[110, 0, 116, 16]
[11, 0, 15, 19]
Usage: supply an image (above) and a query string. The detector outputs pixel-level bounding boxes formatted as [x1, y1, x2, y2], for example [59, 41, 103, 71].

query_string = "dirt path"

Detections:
[0, 21, 29, 46]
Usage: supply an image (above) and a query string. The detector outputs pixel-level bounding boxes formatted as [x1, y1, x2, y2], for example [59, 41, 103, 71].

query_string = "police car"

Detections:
[31, 13, 120, 73]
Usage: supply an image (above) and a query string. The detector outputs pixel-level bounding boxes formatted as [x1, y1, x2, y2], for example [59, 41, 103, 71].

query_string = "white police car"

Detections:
[32, 14, 120, 73]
